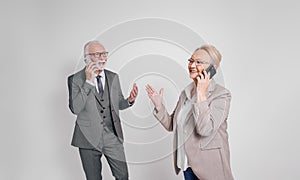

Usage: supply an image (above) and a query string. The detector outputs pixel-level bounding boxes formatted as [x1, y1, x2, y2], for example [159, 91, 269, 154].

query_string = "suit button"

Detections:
[100, 110, 104, 113]
[103, 116, 106, 118]
[103, 107, 106, 109]
[100, 121, 103, 124]
[100, 99, 104, 102]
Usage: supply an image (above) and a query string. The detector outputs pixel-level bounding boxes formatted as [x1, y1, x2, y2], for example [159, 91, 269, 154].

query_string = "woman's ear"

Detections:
[213, 64, 218, 70]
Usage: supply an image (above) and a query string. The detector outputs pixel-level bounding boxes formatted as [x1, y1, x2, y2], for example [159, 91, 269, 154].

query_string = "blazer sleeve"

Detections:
[153, 96, 181, 132]
[68, 75, 95, 115]
[192, 89, 231, 137]
[115, 74, 131, 110]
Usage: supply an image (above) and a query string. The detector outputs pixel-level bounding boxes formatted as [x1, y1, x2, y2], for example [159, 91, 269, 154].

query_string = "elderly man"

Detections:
[68, 40, 138, 180]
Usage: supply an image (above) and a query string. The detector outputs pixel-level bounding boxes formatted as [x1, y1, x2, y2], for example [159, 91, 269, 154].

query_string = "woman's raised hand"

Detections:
[145, 84, 164, 111]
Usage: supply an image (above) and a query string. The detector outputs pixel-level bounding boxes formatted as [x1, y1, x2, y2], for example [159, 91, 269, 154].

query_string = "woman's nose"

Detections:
[190, 62, 196, 67]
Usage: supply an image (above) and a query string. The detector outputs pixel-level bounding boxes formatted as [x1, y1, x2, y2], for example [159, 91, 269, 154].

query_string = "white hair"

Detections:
[83, 40, 103, 56]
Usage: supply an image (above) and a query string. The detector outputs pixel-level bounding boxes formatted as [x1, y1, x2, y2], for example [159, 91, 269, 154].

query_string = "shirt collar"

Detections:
[184, 79, 216, 100]
[96, 70, 105, 78]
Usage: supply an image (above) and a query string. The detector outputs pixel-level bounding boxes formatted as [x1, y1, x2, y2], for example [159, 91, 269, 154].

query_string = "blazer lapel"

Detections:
[104, 69, 114, 92]
[104, 69, 114, 109]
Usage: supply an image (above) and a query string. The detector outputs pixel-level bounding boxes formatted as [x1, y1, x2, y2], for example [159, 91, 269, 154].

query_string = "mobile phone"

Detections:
[202, 64, 216, 79]
[84, 57, 91, 64]
[84, 58, 105, 71]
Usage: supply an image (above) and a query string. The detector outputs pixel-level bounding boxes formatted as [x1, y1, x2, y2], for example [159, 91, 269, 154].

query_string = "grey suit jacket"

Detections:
[68, 68, 131, 148]
[154, 80, 234, 180]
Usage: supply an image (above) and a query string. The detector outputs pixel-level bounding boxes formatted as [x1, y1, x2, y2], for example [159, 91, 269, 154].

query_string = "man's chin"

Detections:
[97, 64, 105, 71]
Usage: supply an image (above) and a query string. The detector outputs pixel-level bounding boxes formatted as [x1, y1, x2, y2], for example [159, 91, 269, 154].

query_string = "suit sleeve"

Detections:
[68, 75, 95, 114]
[115, 75, 131, 110]
[192, 90, 231, 137]
[153, 96, 181, 132]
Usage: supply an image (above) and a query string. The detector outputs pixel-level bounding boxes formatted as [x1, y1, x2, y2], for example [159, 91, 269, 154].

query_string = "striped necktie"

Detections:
[96, 75, 104, 97]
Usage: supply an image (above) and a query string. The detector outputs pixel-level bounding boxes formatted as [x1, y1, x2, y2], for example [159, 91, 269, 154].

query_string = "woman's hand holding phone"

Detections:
[196, 66, 211, 102]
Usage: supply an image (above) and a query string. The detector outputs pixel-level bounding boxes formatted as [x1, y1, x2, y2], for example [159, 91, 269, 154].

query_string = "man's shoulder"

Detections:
[104, 69, 118, 76]
[68, 68, 85, 81]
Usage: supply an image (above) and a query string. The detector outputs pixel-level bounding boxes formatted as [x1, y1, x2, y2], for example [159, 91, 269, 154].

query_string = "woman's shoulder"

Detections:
[213, 83, 231, 98]
[180, 82, 194, 98]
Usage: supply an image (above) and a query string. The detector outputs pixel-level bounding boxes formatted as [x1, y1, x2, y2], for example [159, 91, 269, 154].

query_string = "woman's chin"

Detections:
[189, 73, 198, 79]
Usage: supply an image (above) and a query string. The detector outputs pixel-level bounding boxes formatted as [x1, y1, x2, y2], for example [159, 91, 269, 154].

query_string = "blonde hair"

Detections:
[195, 45, 222, 68]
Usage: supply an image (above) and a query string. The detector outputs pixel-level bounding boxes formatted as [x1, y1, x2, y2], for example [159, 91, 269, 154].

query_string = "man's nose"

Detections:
[99, 56, 107, 60]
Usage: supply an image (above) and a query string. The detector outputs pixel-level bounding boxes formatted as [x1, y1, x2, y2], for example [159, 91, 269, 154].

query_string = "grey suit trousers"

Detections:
[79, 127, 128, 180]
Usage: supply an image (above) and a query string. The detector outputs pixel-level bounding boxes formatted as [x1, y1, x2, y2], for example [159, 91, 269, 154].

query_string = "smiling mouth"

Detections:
[189, 69, 198, 73]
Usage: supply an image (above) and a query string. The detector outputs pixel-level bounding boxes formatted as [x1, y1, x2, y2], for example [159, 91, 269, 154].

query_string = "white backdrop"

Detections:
[1, 0, 300, 180]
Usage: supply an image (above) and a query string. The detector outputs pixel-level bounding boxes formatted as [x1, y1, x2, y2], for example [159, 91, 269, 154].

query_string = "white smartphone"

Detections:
[84, 56, 92, 64]
[84, 57, 105, 71]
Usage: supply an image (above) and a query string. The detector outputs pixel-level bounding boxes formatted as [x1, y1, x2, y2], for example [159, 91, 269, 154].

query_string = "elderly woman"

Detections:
[146, 45, 234, 180]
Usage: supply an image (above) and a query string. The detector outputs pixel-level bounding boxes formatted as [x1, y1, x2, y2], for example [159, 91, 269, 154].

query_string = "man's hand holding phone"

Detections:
[85, 59, 98, 81]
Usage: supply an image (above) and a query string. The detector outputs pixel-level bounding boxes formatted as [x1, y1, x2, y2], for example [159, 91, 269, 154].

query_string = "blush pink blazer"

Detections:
[154, 80, 234, 180]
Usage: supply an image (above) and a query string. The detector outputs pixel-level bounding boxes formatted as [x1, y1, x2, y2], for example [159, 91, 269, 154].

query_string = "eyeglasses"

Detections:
[188, 58, 210, 66]
[86, 51, 109, 58]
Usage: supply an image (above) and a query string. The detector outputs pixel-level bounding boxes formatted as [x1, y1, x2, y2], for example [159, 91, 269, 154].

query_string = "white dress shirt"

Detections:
[177, 83, 196, 171]
[86, 71, 106, 93]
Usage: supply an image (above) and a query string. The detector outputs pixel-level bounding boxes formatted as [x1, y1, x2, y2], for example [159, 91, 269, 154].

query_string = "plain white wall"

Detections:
[1, 0, 300, 179]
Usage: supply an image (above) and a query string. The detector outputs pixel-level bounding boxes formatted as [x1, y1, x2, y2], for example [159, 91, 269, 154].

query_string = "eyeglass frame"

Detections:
[85, 51, 109, 58]
[188, 58, 210, 66]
